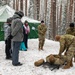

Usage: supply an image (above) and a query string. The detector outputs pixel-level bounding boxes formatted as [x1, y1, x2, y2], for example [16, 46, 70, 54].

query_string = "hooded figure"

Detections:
[11, 11, 24, 66]
[4, 17, 13, 59]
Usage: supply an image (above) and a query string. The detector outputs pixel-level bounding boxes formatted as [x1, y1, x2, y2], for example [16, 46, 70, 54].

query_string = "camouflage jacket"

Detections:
[59, 34, 75, 55]
[66, 27, 75, 36]
[46, 55, 67, 65]
[38, 24, 47, 36]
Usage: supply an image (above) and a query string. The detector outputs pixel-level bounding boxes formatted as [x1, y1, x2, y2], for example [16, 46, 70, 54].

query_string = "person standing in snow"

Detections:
[38, 20, 47, 50]
[23, 20, 30, 49]
[55, 34, 75, 69]
[4, 17, 12, 59]
[11, 11, 24, 66]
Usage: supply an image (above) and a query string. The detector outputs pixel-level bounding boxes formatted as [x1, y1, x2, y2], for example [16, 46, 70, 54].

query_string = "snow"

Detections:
[0, 39, 75, 75]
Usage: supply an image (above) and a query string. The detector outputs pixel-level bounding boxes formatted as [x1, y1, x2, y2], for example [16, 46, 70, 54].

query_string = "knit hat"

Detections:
[15, 11, 24, 18]
[6, 17, 13, 23]
[69, 23, 74, 27]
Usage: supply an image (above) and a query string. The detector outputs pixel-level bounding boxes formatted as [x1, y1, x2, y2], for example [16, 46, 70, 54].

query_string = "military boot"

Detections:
[70, 59, 73, 67]
[38, 47, 41, 50]
[63, 62, 71, 69]
[38, 45, 41, 50]
[34, 59, 45, 67]
[41, 47, 44, 50]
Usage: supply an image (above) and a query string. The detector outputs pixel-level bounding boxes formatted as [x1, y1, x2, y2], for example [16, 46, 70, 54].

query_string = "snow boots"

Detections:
[63, 60, 73, 69]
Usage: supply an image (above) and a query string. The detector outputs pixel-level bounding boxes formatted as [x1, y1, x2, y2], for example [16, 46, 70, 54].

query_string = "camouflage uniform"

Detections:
[66, 27, 75, 36]
[66, 27, 75, 62]
[38, 24, 47, 50]
[59, 34, 75, 64]
[46, 54, 67, 65]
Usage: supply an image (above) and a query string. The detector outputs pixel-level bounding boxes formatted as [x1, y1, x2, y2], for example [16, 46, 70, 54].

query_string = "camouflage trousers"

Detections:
[66, 39, 75, 62]
[38, 35, 45, 49]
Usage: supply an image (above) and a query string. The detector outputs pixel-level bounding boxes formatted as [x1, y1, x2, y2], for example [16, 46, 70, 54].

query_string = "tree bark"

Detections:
[20, 0, 23, 11]
[25, 0, 27, 16]
[13, 0, 16, 10]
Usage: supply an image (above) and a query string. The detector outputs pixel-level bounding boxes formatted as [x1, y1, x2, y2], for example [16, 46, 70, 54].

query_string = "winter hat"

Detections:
[6, 17, 13, 23]
[55, 35, 61, 41]
[41, 20, 44, 23]
[15, 11, 24, 18]
[69, 23, 74, 27]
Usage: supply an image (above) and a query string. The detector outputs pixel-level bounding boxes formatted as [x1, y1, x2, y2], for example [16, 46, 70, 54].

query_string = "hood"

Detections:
[12, 14, 21, 19]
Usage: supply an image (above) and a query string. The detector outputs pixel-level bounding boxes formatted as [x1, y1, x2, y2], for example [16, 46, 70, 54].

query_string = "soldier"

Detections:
[55, 34, 75, 69]
[66, 23, 75, 36]
[38, 20, 47, 50]
[34, 54, 73, 69]
[66, 23, 75, 62]
[46, 54, 73, 67]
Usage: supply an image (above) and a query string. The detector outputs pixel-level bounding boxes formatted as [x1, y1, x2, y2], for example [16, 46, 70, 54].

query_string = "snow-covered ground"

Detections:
[0, 39, 75, 75]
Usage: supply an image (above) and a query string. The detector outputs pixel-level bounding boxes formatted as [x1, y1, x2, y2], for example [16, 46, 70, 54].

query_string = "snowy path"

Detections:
[0, 39, 75, 75]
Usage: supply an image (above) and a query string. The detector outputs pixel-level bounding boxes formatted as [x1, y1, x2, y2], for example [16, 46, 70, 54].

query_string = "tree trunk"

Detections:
[20, 0, 23, 11]
[74, 0, 75, 21]
[25, 0, 27, 16]
[53, 0, 56, 39]
[13, 0, 16, 10]
[16, 0, 19, 11]
[50, 0, 56, 39]
[44, 0, 47, 24]
[69, 0, 73, 23]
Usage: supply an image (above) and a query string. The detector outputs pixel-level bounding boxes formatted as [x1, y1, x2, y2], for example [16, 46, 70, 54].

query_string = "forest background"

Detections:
[0, 0, 74, 39]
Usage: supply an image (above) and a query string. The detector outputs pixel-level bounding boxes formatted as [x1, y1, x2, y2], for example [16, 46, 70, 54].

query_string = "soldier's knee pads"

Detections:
[34, 59, 45, 67]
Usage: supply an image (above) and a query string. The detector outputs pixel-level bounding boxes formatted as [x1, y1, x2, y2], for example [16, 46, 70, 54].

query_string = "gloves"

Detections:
[8, 35, 13, 39]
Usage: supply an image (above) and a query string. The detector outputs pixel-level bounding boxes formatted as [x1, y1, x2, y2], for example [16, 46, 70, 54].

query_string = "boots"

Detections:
[41, 47, 44, 50]
[38, 47, 41, 50]
[70, 59, 73, 67]
[63, 62, 71, 69]
[34, 59, 45, 67]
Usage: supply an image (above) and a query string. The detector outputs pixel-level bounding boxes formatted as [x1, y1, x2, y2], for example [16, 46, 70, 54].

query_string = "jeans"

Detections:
[12, 41, 21, 65]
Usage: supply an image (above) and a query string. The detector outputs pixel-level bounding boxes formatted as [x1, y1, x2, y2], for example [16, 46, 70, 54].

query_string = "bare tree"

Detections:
[50, 0, 56, 39]
[20, 0, 23, 11]
[16, 0, 19, 11]
[13, 0, 16, 10]
[69, 0, 73, 23]
[25, 0, 27, 16]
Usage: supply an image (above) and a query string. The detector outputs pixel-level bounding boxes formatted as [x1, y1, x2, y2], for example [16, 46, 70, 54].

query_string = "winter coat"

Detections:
[66, 27, 75, 36]
[59, 34, 75, 55]
[38, 24, 47, 36]
[23, 25, 30, 35]
[46, 54, 67, 65]
[11, 14, 23, 41]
